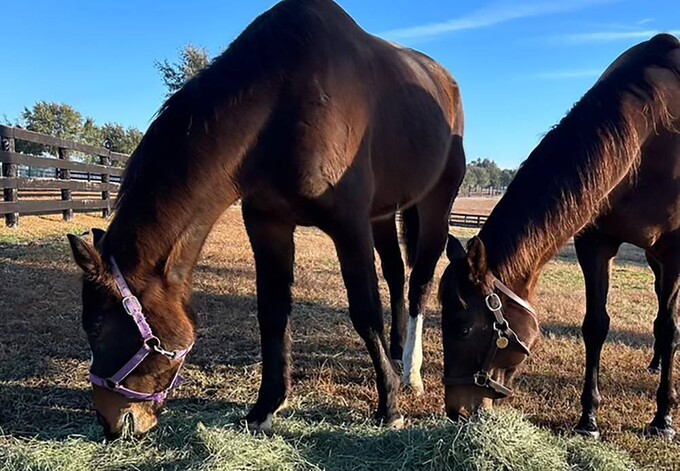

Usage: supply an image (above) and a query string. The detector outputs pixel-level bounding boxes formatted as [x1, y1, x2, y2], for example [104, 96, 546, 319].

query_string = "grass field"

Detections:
[0, 198, 678, 470]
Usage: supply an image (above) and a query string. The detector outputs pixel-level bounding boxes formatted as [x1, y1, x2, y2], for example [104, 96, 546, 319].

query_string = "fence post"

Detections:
[57, 147, 73, 221]
[2, 136, 18, 227]
[99, 154, 112, 218]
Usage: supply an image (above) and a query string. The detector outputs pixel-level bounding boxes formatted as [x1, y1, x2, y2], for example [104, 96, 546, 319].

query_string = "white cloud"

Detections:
[379, 0, 621, 42]
[637, 18, 654, 25]
[530, 69, 602, 80]
[556, 29, 680, 44]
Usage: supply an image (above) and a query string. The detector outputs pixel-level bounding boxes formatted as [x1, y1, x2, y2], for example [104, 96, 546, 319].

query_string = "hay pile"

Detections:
[0, 407, 636, 471]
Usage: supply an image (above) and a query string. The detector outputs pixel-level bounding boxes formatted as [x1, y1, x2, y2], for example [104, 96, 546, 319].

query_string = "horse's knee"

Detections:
[582, 311, 610, 344]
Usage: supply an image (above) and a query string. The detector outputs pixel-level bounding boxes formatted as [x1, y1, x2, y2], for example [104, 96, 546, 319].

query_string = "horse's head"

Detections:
[439, 235, 540, 420]
[68, 229, 195, 440]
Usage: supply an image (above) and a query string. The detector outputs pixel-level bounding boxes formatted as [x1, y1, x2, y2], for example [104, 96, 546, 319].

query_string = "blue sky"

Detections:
[1, 0, 678, 168]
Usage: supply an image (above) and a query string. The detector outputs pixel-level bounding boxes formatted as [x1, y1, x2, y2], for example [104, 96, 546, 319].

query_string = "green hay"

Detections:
[0, 408, 636, 471]
[566, 436, 637, 471]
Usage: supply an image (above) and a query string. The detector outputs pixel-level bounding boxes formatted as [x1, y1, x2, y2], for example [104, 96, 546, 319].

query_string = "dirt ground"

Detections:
[0, 207, 678, 469]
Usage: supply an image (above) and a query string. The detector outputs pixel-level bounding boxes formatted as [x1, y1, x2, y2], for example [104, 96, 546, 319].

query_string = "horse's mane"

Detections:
[479, 33, 680, 283]
[116, 0, 352, 211]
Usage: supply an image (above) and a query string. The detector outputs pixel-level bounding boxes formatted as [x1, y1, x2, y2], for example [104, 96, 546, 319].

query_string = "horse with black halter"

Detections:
[68, 0, 465, 439]
[439, 33, 680, 438]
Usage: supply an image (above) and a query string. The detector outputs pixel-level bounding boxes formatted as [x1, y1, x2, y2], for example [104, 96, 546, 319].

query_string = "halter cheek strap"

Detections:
[442, 276, 535, 398]
[89, 256, 193, 404]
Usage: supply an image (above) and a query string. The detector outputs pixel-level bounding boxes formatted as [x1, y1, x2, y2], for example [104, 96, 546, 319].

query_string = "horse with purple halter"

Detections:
[68, 0, 465, 439]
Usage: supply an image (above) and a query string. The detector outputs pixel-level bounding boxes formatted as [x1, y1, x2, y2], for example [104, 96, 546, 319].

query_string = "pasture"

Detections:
[0, 198, 677, 469]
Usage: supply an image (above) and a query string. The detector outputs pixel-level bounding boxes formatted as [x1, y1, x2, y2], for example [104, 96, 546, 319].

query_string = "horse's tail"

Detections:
[400, 206, 419, 268]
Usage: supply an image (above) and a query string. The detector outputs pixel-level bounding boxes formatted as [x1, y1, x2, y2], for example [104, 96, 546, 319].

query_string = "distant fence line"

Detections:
[395, 211, 488, 229]
[0, 125, 490, 229]
[0, 125, 128, 227]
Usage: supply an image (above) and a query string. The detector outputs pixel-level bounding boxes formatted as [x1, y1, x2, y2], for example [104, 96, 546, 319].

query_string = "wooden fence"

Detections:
[0, 125, 489, 230]
[395, 211, 488, 229]
[0, 125, 129, 227]
[449, 212, 488, 228]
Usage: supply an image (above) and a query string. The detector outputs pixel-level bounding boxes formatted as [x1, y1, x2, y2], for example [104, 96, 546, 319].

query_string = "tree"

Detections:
[13, 101, 143, 162]
[500, 168, 517, 187]
[99, 123, 142, 155]
[460, 158, 516, 195]
[17, 102, 83, 155]
[154, 44, 210, 95]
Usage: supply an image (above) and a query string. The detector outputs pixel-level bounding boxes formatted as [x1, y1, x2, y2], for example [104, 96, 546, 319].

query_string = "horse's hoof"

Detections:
[245, 414, 274, 436]
[378, 414, 404, 429]
[388, 415, 405, 429]
[574, 427, 600, 440]
[402, 378, 424, 396]
[647, 425, 676, 441]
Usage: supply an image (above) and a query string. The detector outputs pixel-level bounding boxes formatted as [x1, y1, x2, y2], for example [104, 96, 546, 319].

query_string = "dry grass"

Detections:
[0, 205, 675, 469]
[452, 196, 500, 216]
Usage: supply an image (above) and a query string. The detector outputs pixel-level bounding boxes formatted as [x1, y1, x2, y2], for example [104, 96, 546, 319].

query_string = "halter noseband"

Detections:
[89, 256, 193, 404]
[442, 276, 535, 398]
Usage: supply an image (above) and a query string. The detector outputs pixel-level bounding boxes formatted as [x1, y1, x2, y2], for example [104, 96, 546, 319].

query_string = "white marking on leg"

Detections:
[402, 315, 424, 394]
[248, 413, 274, 435]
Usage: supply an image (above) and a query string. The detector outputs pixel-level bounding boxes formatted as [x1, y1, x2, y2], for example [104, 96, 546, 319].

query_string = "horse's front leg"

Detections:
[329, 214, 403, 428]
[574, 228, 620, 439]
[242, 203, 295, 434]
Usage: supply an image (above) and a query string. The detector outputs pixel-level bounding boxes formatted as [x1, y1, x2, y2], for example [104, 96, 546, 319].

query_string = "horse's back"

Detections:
[237, 0, 464, 220]
[594, 35, 680, 248]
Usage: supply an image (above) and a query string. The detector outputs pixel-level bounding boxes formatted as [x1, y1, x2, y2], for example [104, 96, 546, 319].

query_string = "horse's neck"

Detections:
[103, 82, 277, 292]
[104, 139, 243, 296]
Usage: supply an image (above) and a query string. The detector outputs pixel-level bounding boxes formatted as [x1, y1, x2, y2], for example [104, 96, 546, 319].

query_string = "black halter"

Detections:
[443, 276, 536, 398]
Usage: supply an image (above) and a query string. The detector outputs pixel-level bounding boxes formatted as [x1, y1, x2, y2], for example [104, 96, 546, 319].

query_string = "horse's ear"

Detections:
[466, 236, 489, 286]
[67, 234, 104, 279]
[91, 228, 106, 247]
[446, 234, 466, 262]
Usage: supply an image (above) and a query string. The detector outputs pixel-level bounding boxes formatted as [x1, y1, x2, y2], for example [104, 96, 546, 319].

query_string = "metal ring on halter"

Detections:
[494, 320, 509, 331]
[143, 336, 162, 351]
[152, 344, 178, 359]
[473, 371, 490, 387]
[485, 293, 502, 311]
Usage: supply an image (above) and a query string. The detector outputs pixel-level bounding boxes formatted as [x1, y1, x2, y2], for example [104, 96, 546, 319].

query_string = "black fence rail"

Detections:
[395, 211, 488, 229]
[448, 212, 488, 228]
[0, 125, 129, 227]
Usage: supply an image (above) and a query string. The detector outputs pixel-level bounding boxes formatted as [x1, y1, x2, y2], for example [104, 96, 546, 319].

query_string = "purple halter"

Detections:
[89, 256, 193, 404]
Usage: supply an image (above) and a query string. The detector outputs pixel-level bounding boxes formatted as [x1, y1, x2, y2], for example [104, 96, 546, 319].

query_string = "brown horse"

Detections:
[67, 0, 465, 439]
[439, 33, 680, 438]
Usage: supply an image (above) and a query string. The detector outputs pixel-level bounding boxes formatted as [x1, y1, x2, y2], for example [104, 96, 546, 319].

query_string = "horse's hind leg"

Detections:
[328, 214, 403, 428]
[373, 216, 407, 364]
[646, 238, 680, 439]
[242, 203, 295, 434]
[402, 186, 458, 396]
[574, 227, 620, 439]
[646, 251, 663, 374]
[401, 135, 464, 395]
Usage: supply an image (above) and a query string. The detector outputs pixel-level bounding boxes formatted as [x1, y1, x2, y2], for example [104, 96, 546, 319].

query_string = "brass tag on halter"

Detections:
[496, 336, 509, 349]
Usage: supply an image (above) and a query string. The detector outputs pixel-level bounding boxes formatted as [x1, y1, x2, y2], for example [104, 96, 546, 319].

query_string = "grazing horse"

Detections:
[438, 33, 680, 437]
[67, 0, 465, 439]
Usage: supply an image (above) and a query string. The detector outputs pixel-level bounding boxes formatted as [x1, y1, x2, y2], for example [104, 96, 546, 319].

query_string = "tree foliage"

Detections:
[461, 158, 517, 193]
[154, 44, 210, 95]
[13, 101, 142, 161]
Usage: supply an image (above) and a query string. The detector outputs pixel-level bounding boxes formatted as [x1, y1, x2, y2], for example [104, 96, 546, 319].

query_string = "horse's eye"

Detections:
[458, 326, 472, 337]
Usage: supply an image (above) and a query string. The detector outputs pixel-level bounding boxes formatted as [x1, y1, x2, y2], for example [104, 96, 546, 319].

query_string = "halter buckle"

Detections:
[473, 371, 490, 387]
[122, 295, 142, 316]
[485, 293, 502, 312]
